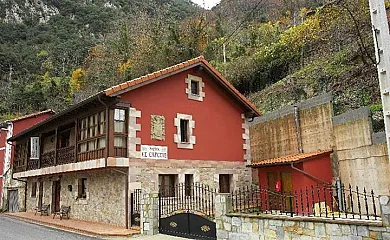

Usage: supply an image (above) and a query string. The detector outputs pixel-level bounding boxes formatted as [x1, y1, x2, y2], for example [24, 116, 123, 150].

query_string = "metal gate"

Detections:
[8, 190, 19, 212]
[159, 183, 216, 240]
[131, 189, 141, 226]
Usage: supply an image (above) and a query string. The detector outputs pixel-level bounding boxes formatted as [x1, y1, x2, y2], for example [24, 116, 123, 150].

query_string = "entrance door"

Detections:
[38, 182, 43, 208]
[52, 180, 61, 213]
[8, 190, 19, 212]
[130, 189, 141, 226]
[267, 172, 280, 210]
[281, 172, 293, 212]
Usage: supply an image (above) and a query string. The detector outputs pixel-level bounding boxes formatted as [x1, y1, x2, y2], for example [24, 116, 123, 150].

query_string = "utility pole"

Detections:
[8, 64, 13, 82]
[368, 0, 390, 159]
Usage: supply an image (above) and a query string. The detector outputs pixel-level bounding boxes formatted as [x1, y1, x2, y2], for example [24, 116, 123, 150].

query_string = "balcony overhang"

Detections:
[13, 157, 130, 178]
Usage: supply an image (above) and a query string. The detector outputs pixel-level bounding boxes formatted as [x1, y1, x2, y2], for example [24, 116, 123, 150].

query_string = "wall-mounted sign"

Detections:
[30, 137, 40, 159]
[141, 145, 168, 160]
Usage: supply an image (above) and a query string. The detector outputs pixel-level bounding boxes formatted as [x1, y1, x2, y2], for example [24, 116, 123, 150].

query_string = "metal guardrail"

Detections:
[230, 184, 379, 221]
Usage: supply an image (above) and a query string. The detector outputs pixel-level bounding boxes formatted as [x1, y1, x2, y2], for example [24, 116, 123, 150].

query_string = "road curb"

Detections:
[3, 213, 139, 238]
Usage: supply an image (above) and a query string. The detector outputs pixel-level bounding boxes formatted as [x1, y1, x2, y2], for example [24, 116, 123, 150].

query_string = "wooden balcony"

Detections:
[57, 146, 76, 165]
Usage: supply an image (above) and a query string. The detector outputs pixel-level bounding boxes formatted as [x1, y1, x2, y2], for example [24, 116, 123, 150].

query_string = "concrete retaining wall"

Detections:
[333, 107, 390, 197]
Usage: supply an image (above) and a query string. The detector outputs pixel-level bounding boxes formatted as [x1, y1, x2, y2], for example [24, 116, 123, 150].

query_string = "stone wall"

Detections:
[216, 194, 390, 240]
[333, 107, 390, 197]
[129, 159, 251, 193]
[25, 168, 127, 226]
[2, 169, 26, 211]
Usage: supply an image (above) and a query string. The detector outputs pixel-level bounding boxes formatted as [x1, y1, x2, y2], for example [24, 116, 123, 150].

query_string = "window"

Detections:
[114, 109, 126, 133]
[174, 113, 196, 149]
[191, 80, 199, 95]
[219, 174, 231, 193]
[30, 137, 40, 159]
[185, 74, 205, 101]
[78, 111, 106, 153]
[31, 182, 37, 198]
[185, 174, 194, 196]
[114, 109, 127, 148]
[159, 174, 177, 197]
[14, 141, 28, 168]
[180, 119, 189, 143]
[78, 178, 87, 199]
[59, 130, 71, 148]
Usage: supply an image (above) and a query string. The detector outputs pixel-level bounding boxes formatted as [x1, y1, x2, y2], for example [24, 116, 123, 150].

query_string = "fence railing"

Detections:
[230, 184, 379, 221]
[159, 182, 217, 218]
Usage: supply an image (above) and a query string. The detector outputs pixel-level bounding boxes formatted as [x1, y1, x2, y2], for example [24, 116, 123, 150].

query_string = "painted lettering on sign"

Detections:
[141, 145, 168, 160]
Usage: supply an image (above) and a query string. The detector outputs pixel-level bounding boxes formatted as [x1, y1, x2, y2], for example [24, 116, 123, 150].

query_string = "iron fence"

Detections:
[159, 182, 217, 218]
[230, 184, 379, 220]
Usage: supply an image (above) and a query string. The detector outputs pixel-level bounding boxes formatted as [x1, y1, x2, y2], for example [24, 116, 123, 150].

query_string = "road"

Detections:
[0, 215, 100, 240]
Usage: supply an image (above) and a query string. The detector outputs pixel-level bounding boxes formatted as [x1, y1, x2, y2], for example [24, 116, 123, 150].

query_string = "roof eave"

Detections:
[8, 92, 113, 142]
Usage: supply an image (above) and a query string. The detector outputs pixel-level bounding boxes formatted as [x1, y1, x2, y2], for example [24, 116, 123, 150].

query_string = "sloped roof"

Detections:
[104, 56, 261, 116]
[248, 149, 333, 168]
[8, 109, 55, 123]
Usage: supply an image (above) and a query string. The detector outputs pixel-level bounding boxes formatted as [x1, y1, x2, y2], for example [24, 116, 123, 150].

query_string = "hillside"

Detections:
[0, 0, 383, 120]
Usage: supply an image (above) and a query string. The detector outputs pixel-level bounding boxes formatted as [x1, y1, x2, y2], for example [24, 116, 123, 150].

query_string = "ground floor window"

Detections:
[78, 178, 87, 199]
[159, 174, 178, 197]
[185, 174, 194, 196]
[31, 182, 37, 198]
[219, 174, 231, 193]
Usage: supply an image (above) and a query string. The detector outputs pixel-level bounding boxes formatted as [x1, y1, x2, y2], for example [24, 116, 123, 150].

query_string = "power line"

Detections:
[221, 0, 265, 46]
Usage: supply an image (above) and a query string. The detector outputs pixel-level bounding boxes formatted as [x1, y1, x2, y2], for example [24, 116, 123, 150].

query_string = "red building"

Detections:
[249, 149, 334, 215]
[0, 110, 54, 211]
[9, 56, 260, 227]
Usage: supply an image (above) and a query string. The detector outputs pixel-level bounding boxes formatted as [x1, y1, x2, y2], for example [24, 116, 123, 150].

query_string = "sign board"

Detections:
[141, 145, 168, 160]
[30, 137, 40, 159]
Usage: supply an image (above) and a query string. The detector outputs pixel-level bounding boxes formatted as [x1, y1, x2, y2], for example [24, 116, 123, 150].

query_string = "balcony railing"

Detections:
[57, 146, 76, 165]
[27, 158, 39, 171]
[41, 151, 55, 168]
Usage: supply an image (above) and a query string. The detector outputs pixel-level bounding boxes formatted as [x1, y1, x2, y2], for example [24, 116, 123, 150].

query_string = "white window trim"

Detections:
[185, 74, 205, 102]
[174, 113, 196, 149]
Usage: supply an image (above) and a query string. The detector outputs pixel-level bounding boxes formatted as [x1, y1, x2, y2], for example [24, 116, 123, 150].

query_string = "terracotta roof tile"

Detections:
[7, 110, 55, 123]
[103, 56, 261, 116]
[119, 83, 129, 90]
[249, 149, 333, 168]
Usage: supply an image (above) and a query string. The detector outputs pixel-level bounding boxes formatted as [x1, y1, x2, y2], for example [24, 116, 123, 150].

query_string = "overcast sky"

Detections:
[191, 0, 221, 9]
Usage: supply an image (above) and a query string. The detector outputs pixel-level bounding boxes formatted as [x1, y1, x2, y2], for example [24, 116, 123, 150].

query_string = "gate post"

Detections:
[140, 192, 159, 235]
[215, 193, 232, 239]
[379, 195, 390, 226]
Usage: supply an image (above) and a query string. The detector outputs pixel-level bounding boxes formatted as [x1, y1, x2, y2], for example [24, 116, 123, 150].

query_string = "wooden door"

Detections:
[8, 190, 19, 212]
[38, 182, 43, 208]
[281, 172, 293, 212]
[267, 172, 280, 210]
[52, 180, 61, 212]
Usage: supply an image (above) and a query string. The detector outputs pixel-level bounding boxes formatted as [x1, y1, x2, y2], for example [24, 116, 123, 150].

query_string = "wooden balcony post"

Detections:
[38, 133, 42, 169]
[74, 119, 78, 162]
[108, 108, 114, 158]
[54, 127, 58, 166]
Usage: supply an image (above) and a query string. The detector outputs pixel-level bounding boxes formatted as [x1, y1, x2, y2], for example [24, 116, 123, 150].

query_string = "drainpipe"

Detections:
[97, 95, 109, 167]
[290, 162, 329, 185]
[111, 168, 129, 229]
[293, 106, 303, 154]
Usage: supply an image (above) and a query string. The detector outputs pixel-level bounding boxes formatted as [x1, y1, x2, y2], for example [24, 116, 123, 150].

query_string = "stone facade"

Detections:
[25, 168, 127, 226]
[216, 194, 390, 240]
[128, 158, 251, 193]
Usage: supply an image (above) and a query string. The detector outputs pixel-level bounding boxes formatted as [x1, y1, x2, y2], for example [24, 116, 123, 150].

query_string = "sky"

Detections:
[191, 0, 221, 9]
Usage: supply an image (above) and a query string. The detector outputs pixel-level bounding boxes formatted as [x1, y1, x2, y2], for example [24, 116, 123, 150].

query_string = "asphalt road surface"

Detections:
[0, 215, 101, 240]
